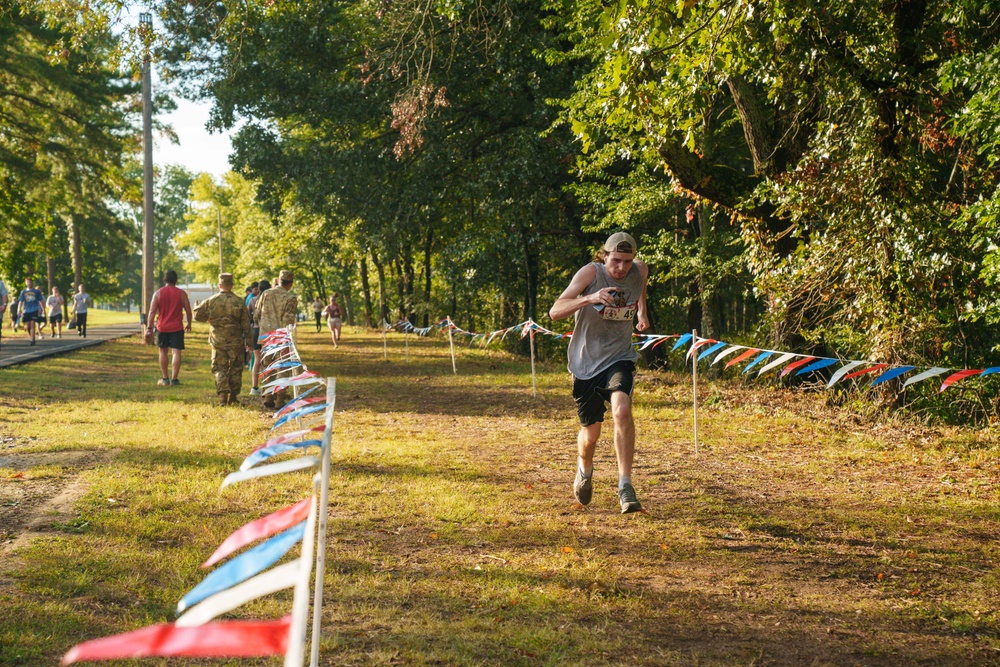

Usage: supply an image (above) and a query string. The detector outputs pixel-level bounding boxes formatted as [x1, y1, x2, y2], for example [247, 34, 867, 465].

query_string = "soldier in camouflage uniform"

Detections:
[193, 273, 253, 406]
[254, 269, 298, 408]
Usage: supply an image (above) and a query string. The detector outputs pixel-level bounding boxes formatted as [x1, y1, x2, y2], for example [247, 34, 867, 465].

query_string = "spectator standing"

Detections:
[72, 285, 93, 337]
[193, 273, 253, 406]
[17, 278, 44, 346]
[145, 270, 193, 387]
[46, 287, 65, 338]
[253, 270, 297, 408]
[324, 293, 343, 348]
[312, 296, 323, 332]
[247, 279, 270, 395]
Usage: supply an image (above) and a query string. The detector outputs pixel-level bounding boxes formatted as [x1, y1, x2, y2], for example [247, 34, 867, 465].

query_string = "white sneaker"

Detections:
[249, 387, 261, 397]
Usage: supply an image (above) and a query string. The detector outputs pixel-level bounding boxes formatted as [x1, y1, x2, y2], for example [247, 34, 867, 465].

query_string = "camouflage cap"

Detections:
[279, 269, 294, 282]
[219, 273, 234, 285]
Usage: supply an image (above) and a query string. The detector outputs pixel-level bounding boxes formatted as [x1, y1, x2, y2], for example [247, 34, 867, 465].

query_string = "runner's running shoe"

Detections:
[618, 483, 642, 514]
[573, 470, 593, 506]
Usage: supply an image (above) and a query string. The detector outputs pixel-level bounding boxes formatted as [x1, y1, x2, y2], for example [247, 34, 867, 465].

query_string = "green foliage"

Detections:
[0, 3, 138, 300]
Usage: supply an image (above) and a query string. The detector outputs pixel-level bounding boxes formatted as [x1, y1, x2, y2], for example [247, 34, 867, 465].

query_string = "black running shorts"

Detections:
[572, 360, 636, 426]
[157, 330, 185, 350]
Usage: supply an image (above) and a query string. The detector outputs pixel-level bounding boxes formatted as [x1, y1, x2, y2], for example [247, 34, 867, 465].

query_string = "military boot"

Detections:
[218, 393, 230, 407]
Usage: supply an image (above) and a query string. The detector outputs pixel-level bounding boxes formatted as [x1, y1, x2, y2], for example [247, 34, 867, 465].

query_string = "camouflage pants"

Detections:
[211, 345, 244, 396]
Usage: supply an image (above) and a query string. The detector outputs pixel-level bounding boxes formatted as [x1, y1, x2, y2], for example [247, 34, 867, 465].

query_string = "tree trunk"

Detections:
[422, 228, 433, 328]
[401, 243, 415, 323]
[359, 256, 373, 327]
[69, 216, 82, 290]
[312, 269, 327, 304]
[372, 252, 388, 323]
[520, 218, 538, 321]
[392, 256, 405, 321]
[46, 256, 55, 296]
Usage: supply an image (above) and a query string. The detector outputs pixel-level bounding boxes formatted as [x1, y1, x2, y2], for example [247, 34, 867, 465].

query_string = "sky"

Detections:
[156, 95, 234, 179]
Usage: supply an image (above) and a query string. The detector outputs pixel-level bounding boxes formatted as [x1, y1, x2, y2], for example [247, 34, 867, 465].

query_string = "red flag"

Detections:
[780, 356, 818, 378]
[725, 348, 761, 369]
[842, 364, 888, 381]
[939, 369, 984, 392]
[202, 498, 312, 568]
[61, 617, 290, 664]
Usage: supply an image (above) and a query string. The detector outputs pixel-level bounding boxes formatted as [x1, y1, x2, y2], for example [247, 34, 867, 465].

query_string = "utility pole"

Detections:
[140, 13, 155, 323]
[217, 208, 224, 273]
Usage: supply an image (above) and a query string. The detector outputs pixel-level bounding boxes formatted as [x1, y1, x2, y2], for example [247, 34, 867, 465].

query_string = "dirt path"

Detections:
[0, 447, 114, 563]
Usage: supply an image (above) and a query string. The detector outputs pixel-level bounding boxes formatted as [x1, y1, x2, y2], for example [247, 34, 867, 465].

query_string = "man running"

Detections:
[17, 278, 44, 346]
[72, 284, 92, 337]
[146, 270, 193, 386]
[549, 232, 650, 513]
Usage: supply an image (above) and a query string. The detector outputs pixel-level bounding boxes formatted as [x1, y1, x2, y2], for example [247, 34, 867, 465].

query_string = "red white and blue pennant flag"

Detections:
[673, 335, 1000, 393]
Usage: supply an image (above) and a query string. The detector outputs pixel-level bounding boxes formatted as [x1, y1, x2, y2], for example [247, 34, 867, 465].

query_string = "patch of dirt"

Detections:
[0, 449, 113, 557]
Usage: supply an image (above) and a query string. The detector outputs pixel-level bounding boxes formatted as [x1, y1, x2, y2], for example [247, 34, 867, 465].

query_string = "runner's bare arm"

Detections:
[549, 264, 617, 321]
[635, 260, 650, 332]
[183, 293, 193, 332]
[146, 292, 159, 331]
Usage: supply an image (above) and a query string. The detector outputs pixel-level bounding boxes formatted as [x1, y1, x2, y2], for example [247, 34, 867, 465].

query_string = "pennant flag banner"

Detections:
[176, 561, 301, 628]
[261, 370, 321, 388]
[221, 456, 320, 489]
[271, 403, 328, 430]
[251, 425, 326, 455]
[177, 522, 306, 614]
[274, 396, 326, 419]
[63, 325, 335, 667]
[62, 617, 291, 664]
[664, 334, 1000, 394]
[241, 440, 322, 471]
[383, 309, 1000, 394]
[202, 497, 313, 568]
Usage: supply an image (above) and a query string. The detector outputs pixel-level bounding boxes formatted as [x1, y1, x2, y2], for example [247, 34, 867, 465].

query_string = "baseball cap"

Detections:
[604, 232, 637, 255]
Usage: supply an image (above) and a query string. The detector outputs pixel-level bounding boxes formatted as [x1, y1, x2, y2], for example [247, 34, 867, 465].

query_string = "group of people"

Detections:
[0, 278, 92, 348]
[140, 231, 649, 514]
[144, 268, 313, 408]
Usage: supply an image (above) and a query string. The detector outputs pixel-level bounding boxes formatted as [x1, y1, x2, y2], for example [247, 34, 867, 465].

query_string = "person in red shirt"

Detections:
[145, 270, 193, 386]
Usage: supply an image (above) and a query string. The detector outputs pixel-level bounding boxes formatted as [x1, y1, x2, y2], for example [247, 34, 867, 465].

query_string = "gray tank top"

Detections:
[566, 262, 643, 379]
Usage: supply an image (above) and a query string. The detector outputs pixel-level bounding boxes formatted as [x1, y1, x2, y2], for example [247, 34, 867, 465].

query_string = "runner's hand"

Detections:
[590, 287, 618, 307]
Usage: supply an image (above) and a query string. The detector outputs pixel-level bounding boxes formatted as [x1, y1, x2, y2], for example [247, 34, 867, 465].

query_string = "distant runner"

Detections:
[549, 232, 650, 513]
[72, 285, 92, 337]
[46, 287, 65, 338]
[17, 278, 44, 347]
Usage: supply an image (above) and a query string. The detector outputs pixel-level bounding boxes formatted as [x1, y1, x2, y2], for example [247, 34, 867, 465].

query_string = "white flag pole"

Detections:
[448, 318, 457, 374]
[529, 324, 537, 398]
[691, 328, 699, 457]
[284, 483, 318, 667]
[309, 378, 336, 667]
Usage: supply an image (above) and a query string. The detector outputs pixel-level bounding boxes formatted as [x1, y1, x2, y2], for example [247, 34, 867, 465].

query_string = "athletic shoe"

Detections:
[573, 470, 593, 506]
[157, 378, 170, 386]
[170, 379, 180, 386]
[618, 484, 642, 514]
[249, 387, 261, 397]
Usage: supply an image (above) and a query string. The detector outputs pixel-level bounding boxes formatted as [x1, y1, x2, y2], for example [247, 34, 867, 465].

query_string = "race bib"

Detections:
[603, 302, 637, 321]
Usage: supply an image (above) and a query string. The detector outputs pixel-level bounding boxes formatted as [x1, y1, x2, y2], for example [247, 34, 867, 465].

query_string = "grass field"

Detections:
[1, 325, 999, 666]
